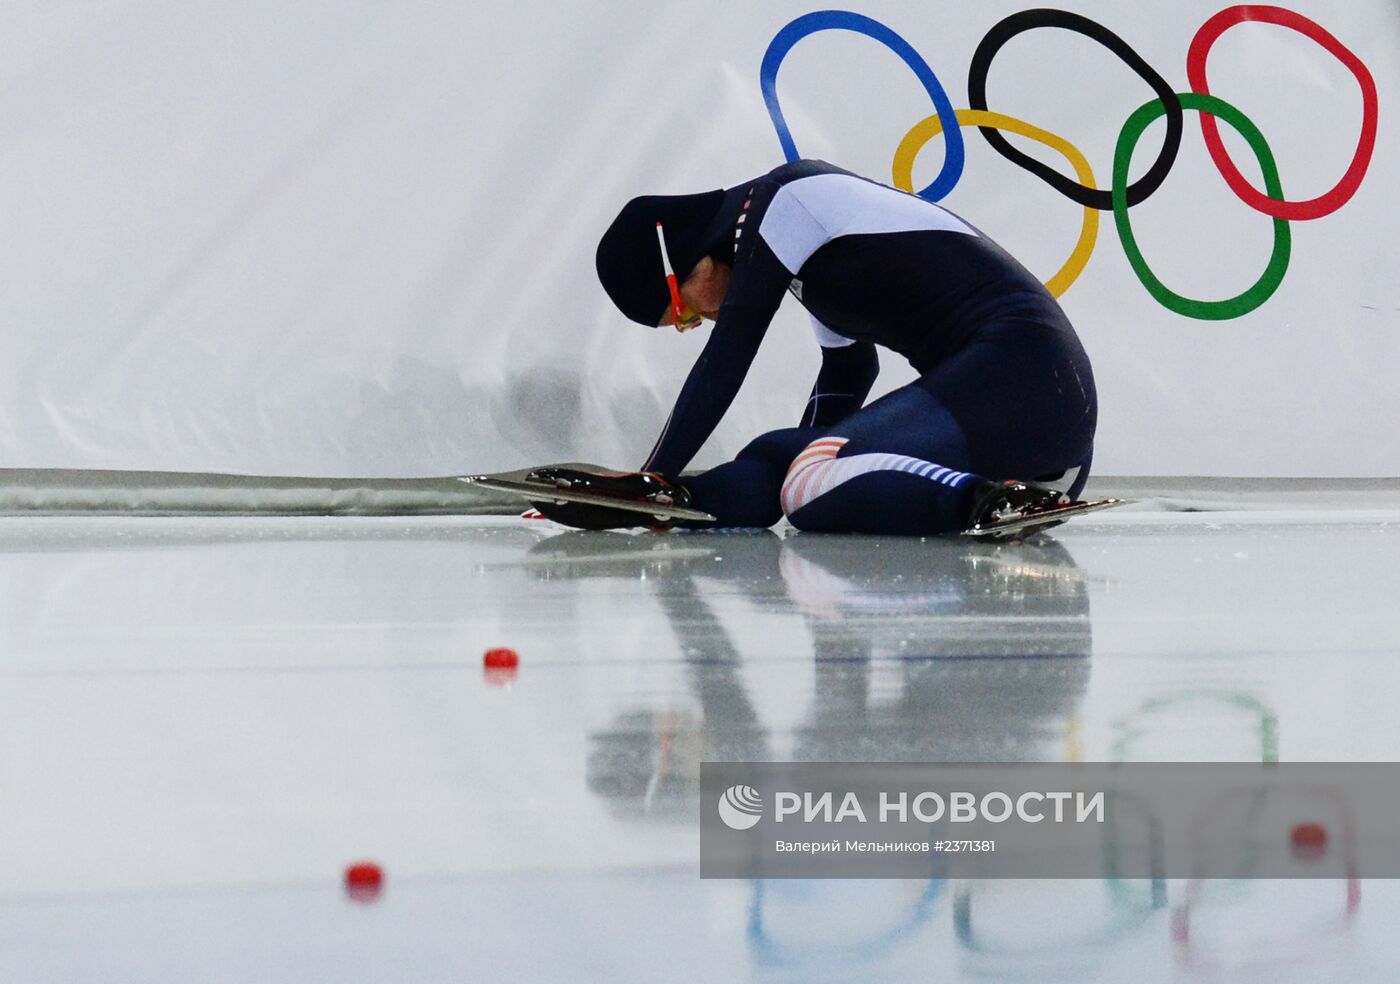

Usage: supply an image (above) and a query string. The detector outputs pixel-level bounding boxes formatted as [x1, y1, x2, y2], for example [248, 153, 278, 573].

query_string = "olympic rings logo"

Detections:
[759, 6, 1379, 321]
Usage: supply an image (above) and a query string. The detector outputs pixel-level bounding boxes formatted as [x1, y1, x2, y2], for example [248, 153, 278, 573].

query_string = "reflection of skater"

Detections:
[523, 531, 779, 815]
[594, 159, 1096, 534]
[777, 534, 1091, 763]
[522, 531, 1090, 811]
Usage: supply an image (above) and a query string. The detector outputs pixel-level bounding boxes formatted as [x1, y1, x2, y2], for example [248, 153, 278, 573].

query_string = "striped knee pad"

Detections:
[780, 437, 974, 517]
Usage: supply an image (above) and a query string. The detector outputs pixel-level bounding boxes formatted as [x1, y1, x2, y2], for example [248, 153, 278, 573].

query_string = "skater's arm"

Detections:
[800, 340, 878, 428]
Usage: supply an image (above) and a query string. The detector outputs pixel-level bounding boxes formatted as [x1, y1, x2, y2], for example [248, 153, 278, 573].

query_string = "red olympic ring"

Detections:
[1187, 5, 1379, 221]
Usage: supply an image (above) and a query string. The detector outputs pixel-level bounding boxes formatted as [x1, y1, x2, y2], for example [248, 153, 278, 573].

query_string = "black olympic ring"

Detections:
[967, 8, 1184, 210]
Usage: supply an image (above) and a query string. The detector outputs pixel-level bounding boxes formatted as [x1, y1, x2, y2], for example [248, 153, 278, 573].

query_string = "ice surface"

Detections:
[1, 507, 1398, 981]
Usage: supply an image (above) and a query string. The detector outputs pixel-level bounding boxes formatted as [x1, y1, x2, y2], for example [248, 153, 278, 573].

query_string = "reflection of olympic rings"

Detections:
[1111, 690, 1279, 764]
[967, 9, 1182, 210]
[1187, 5, 1379, 221]
[759, 10, 964, 201]
[1115, 92, 1291, 320]
[757, 5, 1378, 320]
[893, 109, 1098, 298]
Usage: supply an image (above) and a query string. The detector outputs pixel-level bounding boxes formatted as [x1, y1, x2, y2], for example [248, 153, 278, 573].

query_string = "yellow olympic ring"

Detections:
[893, 109, 1097, 298]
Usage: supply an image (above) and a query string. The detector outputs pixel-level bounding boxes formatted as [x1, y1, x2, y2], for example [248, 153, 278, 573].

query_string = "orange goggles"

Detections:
[655, 222, 702, 331]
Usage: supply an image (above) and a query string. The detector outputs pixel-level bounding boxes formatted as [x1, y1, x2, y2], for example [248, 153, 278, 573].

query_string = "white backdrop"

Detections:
[0, 0, 1394, 477]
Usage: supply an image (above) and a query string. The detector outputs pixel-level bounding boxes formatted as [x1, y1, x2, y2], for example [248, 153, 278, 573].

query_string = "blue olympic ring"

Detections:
[759, 10, 965, 202]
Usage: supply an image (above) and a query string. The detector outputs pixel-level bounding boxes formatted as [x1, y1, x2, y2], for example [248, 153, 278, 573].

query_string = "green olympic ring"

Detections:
[1113, 92, 1291, 321]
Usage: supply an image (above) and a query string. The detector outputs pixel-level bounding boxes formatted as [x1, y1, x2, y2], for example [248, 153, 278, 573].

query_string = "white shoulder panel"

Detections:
[810, 313, 856, 349]
[758, 173, 977, 273]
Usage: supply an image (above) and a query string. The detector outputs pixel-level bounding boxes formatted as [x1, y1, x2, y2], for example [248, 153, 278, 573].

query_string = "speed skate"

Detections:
[459, 464, 715, 529]
[964, 497, 1128, 539]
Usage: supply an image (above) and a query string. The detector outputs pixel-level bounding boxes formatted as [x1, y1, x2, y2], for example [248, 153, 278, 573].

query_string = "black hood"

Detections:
[595, 189, 729, 326]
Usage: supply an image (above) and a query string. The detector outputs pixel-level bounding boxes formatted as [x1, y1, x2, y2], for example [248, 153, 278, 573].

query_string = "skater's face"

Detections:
[660, 256, 731, 333]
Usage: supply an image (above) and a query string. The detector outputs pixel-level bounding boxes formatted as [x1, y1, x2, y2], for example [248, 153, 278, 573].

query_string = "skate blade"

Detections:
[459, 475, 715, 524]
[964, 498, 1128, 539]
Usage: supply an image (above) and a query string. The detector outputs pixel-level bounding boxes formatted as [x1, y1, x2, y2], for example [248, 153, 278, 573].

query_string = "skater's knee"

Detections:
[705, 499, 785, 530]
[784, 503, 843, 533]
[682, 458, 786, 530]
